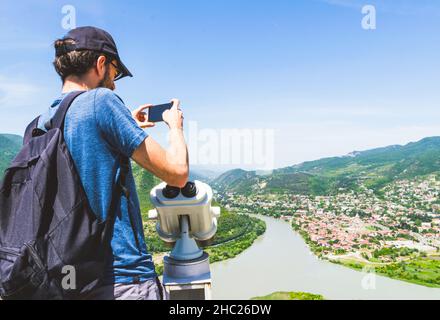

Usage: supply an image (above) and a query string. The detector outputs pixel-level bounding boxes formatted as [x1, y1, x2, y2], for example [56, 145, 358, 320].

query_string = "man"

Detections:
[38, 26, 189, 300]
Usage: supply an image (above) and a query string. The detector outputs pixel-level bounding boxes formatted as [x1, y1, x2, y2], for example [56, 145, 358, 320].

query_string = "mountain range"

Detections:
[213, 137, 440, 195]
[2, 134, 439, 198]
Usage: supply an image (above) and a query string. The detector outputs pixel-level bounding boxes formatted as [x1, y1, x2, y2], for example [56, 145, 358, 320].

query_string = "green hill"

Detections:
[251, 291, 325, 300]
[132, 162, 162, 213]
[0, 134, 22, 175]
[213, 137, 440, 195]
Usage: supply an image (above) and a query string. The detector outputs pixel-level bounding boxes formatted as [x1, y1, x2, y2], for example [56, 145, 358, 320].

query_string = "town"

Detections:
[215, 175, 440, 266]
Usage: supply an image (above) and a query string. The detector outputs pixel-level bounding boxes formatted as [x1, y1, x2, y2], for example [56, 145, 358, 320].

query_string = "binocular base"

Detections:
[162, 252, 212, 300]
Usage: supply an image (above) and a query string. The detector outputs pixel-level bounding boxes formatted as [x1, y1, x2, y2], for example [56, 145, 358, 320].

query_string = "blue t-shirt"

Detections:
[37, 88, 157, 284]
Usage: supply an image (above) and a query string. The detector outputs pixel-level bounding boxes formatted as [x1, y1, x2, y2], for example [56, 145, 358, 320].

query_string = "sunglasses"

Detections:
[110, 60, 123, 81]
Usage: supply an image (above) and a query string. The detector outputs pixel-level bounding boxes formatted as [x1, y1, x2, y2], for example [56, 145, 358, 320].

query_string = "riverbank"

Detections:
[291, 218, 440, 288]
[330, 255, 440, 288]
[251, 291, 325, 300]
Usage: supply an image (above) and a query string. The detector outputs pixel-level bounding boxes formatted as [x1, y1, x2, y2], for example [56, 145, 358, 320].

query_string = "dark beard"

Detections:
[97, 65, 114, 90]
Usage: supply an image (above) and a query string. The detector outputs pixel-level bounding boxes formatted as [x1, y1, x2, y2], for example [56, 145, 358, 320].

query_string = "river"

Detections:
[210, 214, 440, 300]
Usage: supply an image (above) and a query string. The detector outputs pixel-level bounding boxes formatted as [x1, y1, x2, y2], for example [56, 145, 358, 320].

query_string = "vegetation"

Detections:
[371, 247, 419, 260]
[205, 215, 265, 263]
[132, 162, 162, 214]
[335, 257, 440, 288]
[251, 291, 325, 300]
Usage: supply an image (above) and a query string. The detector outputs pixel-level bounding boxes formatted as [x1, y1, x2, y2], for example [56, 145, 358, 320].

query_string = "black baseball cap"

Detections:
[55, 26, 133, 81]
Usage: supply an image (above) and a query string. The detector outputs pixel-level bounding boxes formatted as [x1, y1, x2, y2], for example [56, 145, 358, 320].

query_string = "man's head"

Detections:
[53, 26, 132, 90]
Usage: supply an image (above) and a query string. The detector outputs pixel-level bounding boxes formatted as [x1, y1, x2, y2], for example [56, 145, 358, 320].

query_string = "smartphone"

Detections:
[146, 102, 174, 123]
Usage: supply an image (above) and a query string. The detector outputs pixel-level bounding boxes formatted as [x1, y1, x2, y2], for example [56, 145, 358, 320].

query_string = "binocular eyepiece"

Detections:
[149, 180, 220, 244]
[162, 182, 198, 199]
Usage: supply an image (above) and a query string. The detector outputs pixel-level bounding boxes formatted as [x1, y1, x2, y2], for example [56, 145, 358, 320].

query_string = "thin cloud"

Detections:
[0, 74, 53, 134]
[0, 75, 41, 108]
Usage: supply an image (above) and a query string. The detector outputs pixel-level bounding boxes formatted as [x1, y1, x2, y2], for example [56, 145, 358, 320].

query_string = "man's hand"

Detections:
[132, 97, 189, 188]
[163, 99, 184, 130]
[132, 104, 156, 129]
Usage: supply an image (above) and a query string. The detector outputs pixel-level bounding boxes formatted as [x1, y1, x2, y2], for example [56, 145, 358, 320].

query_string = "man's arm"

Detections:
[132, 99, 189, 188]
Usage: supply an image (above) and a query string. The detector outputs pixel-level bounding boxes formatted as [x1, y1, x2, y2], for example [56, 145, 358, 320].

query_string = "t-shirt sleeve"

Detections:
[93, 88, 148, 157]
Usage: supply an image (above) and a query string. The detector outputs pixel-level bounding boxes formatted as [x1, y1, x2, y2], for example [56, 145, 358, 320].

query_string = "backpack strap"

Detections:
[118, 156, 142, 251]
[23, 91, 85, 144]
[103, 155, 141, 254]
[46, 91, 86, 131]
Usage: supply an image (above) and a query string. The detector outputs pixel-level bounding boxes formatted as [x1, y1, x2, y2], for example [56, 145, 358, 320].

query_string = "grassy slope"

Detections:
[334, 257, 440, 288]
[132, 162, 161, 214]
[251, 291, 325, 300]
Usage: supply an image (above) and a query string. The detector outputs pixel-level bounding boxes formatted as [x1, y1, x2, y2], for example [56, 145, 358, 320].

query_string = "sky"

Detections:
[0, 0, 439, 171]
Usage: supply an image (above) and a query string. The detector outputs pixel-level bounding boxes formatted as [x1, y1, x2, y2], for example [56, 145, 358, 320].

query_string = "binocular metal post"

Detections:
[163, 215, 212, 300]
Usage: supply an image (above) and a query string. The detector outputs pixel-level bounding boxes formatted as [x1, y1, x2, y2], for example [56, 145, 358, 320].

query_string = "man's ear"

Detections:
[96, 55, 107, 78]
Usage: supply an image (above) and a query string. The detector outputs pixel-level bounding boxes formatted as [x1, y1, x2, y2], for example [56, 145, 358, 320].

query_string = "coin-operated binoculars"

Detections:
[148, 180, 220, 300]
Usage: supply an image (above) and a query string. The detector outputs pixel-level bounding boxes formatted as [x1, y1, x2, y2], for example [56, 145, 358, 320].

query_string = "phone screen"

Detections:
[147, 102, 174, 123]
